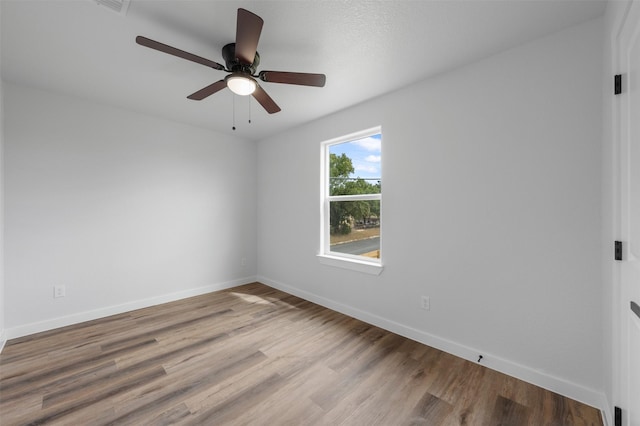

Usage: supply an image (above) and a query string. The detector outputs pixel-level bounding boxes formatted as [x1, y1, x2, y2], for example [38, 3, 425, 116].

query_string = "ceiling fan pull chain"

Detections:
[232, 95, 236, 131]
[249, 96, 252, 124]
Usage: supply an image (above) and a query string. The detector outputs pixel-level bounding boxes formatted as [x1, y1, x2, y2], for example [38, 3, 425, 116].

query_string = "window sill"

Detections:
[317, 254, 384, 275]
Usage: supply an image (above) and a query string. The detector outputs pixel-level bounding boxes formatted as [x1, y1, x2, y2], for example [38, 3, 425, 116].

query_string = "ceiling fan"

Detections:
[136, 8, 326, 114]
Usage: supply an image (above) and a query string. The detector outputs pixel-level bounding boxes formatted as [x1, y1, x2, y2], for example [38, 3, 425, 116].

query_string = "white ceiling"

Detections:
[1, 0, 606, 142]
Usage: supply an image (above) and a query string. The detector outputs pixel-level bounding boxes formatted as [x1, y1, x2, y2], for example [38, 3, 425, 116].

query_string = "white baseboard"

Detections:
[5, 276, 257, 340]
[599, 394, 613, 426]
[257, 275, 607, 413]
[0, 328, 6, 354]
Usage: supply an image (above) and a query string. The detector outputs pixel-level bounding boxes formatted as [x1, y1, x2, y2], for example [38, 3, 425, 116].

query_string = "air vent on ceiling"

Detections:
[93, 0, 130, 15]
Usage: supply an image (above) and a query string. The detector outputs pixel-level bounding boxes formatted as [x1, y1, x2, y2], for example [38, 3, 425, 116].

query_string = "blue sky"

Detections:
[330, 133, 381, 181]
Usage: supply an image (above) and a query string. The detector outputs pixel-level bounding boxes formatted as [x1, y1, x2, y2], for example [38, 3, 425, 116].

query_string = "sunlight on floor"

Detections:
[230, 292, 274, 305]
[230, 290, 301, 310]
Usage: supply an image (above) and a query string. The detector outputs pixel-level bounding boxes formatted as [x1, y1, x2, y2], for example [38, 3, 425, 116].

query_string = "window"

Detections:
[319, 127, 382, 274]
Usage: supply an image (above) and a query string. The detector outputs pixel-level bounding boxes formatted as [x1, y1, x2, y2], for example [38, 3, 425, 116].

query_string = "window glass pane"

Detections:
[329, 200, 380, 259]
[329, 135, 381, 196]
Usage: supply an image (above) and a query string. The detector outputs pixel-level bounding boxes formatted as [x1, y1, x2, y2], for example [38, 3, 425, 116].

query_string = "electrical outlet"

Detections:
[420, 295, 430, 310]
[241, 257, 247, 267]
[54, 285, 66, 298]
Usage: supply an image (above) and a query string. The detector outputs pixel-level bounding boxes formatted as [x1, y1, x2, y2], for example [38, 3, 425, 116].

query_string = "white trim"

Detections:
[328, 193, 382, 202]
[605, 0, 633, 420]
[320, 126, 383, 265]
[317, 254, 383, 275]
[0, 329, 6, 354]
[611, 1, 640, 423]
[5, 276, 257, 340]
[257, 275, 607, 412]
[600, 393, 612, 426]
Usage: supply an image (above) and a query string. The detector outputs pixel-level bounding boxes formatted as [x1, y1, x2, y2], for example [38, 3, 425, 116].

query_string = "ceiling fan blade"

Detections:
[252, 85, 281, 114]
[235, 8, 263, 65]
[136, 36, 225, 71]
[187, 80, 227, 100]
[258, 71, 326, 87]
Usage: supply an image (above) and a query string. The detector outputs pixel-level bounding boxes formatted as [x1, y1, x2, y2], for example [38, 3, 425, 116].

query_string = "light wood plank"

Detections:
[0, 282, 603, 425]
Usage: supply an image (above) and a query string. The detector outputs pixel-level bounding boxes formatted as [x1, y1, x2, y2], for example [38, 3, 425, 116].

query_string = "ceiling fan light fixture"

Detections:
[226, 74, 257, 96]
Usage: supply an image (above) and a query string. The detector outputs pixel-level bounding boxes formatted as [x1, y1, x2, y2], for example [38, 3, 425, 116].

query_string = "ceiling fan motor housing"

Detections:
[222, 43, 260, 74]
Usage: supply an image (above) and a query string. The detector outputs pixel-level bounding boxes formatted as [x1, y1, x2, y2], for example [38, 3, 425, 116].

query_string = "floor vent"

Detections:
[93, 0, 130, 15]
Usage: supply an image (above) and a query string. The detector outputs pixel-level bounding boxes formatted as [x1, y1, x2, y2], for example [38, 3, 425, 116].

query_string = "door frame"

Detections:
[611, 1, 640, 425]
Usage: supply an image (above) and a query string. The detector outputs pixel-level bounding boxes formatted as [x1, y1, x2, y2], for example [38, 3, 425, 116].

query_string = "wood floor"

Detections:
[1, 282, 602, 425]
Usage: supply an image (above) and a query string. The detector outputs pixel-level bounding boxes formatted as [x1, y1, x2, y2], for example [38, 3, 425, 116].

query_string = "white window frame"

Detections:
[318, 126, 383, 275]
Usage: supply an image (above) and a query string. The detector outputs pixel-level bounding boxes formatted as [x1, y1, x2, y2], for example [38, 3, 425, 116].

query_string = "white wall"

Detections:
[3, 83, 257, 337]
[257, 19, 604, 407]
